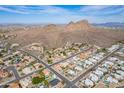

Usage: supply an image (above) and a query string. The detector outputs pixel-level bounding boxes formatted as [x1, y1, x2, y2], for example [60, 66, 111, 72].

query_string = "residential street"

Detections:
[0, 45, 122, 88]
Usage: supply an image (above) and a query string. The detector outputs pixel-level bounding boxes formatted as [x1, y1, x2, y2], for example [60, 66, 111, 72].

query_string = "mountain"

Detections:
[6, 20, 124, 48]
[93, 22, 124, 28]
[65, 20, 93, 31]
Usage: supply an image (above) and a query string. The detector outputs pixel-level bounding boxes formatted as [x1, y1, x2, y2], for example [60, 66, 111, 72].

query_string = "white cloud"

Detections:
[0, 6, 29, 14]
[38, 6, 69, 14]
[0, 6, 72, 15]
[79, 5, 124, 16]
[80, 5, 109, 12]
[0, 5, 123, 23]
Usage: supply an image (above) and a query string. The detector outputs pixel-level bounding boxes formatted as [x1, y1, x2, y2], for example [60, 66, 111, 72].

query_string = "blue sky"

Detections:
[0, 5, 124, 24]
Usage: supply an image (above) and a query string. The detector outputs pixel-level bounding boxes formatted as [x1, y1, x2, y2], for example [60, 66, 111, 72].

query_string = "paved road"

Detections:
[50, 47, 92, 66]
[1, 46, 120, 88]
[0, 79, 17, 88]
[6, 66, 20, 80]
[65, 47, 121, 88]
[19, 49, 78, 88]
[0, 67, 47, 87]
[0, 47, 91, 88]
[0, 66, 20, 87]
[0, 66, 18, 87]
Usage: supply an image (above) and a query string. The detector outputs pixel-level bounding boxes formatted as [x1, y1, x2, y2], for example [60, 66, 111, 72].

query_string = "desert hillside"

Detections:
[7, 20, 124, 48]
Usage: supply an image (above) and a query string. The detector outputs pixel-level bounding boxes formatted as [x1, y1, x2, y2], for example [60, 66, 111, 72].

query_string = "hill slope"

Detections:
[8, 20, 124, 48]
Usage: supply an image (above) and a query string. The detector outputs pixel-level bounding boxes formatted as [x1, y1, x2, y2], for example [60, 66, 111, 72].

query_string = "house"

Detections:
[116, 70, 124, 77]
[10, 43, 19, 49]
[61, 62, 69, 68]
[39, 85, 45, 88]
[93, 70, 104, 77]
[92, 56, 101, 60]
[0, 69, 10, 78]
[73, 56, 80, 61]
[85, 60, 93, 65]
[8, 82, 21, 88]
[22, 66, 35, 75]
[107, 45, 119, 52]
[115, 51, 124, 56]
[95, 53, 103, 58]
[99, 52, 105, 56]
[102, 63, 110, 69]
[19, 77, 32, 88]
[24, 56, 35, 62]
[107, 57, 119, 62]
[79, 53, 88, 60]
[118, 61, 124, 65]
[89, 73, 99, 82]
[75, 66, 83, 71]
[83, 78, 94, 87]
[106, 76, 118, 83]
[120, 67, 124, 70]
[53, 82, 64, 88]
[113, 73, 123, 80]
[104, 61, 114, 66]
[34, 63, 43, 69]
[77, 62, 84, 66]
[12, 51, 21, 55]
[52, 74, 57, 79]
[54, 64, 62, 71]
[43, 69, 50, 76]
[68, 70, 76, 76]
[88, 58, 97, 63]
[97, 67, 108, 73]
[83, 63, 90, 68]
[94, 81, 107, 88]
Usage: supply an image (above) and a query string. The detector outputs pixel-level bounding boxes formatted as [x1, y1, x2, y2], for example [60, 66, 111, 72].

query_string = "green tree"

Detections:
[0, 53, 3, 57]
[62, 51, 67, 56]
[32, 77, 43, 84]
[47, 59, 53, 64]
[32, 70, 49, 87]
[44, 80, 49, 87]
[39, 71, 45, 80]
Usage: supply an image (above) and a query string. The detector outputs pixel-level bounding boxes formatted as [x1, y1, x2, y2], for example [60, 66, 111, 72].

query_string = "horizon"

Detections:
[0, 5, 124, 24]
[0, 20, 124, 25]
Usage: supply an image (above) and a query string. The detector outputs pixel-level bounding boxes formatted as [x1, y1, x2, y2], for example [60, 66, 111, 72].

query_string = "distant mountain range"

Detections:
[93, 22, 124, 28]
[0, 22, 124, 28]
